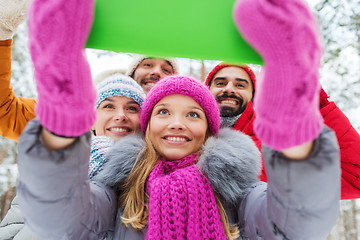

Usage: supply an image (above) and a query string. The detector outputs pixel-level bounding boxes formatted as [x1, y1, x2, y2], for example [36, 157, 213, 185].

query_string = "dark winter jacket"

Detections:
[16, 119, 340, 239]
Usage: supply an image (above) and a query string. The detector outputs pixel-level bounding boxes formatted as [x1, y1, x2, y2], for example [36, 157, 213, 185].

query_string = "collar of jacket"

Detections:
[92, 128, 261, 205]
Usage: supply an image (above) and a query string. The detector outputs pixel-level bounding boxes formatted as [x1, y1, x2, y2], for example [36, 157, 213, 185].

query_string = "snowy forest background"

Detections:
[1, 0, 359, 239]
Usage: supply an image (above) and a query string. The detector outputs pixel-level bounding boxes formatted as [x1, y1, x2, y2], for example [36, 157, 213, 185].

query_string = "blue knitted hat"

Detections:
[95, 73, 146, 108]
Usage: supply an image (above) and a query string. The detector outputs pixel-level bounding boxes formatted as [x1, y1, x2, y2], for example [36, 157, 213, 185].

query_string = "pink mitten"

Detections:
[234, 0, 323, 150]
[28, 0, 96, 137]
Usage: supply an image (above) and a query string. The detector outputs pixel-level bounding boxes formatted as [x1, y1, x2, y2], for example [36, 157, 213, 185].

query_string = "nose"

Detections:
[150, 65, 162, 78]
[168, 115, 186, 131]
[222, 82, 235, 94]
[114, 109, 128, 122]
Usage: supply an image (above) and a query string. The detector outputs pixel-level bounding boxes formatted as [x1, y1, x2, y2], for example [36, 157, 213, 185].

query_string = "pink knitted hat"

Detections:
[141, 75, 220, 135]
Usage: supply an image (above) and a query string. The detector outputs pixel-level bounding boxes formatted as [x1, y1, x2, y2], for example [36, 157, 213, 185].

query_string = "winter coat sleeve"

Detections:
[16, 118, 117, 240]
[0, 39, 36, 142]
[320, 101, 360, 199]
[0, 195, 41, 240]
[239, 126, 340, 239]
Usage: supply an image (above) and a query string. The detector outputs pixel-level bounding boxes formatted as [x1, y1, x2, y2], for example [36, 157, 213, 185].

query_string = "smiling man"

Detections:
[205, 62, 360, 200]
[126, 55, 179, 94]
[205, 63, 256, 128]
[208, 65, 254, 118]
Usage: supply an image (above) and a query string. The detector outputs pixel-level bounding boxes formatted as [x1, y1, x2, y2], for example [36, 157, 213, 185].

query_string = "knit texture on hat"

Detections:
[95, 73, 146, 108]
[204, 63, 257, 90]
[88, 136, 114, 179]
[28, 0, 96, 137]
[146, 153, 226, 240]
[234, 0, 323, 150]
[141, 76, 220, 135]
[125, 55, 179, 77]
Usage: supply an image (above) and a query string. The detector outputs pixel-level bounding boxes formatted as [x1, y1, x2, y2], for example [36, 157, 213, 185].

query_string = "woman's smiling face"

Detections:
[92, 96, 141, 141]
[149, 94, 208, 161]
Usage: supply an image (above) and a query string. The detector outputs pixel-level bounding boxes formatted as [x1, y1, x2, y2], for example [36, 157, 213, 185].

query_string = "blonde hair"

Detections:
[119, 125, 158, 229]
[119, 125, 239, 239]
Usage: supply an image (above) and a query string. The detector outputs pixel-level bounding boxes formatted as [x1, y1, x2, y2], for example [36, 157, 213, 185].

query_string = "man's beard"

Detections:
[217, 94, 247, 117]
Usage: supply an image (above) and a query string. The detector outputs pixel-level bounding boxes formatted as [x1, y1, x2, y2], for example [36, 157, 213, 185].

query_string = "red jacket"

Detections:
[232, 92, 360, 200]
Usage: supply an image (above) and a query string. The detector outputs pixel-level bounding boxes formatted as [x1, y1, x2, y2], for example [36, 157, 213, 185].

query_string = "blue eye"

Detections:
[158, 109, 169, 115]
[188, 112, 199, 118]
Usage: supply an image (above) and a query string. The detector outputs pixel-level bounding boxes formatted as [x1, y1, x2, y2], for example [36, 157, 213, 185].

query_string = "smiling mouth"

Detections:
[163, 136, 190, 142]
[141, 77, 159, 87]
[108, 127, 131, 133]
[220, 99, 238, 105]
[144, 81, 155, 87]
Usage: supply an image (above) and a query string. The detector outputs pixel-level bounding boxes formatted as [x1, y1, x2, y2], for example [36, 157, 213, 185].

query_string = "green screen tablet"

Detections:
[86, 0, 262, 65]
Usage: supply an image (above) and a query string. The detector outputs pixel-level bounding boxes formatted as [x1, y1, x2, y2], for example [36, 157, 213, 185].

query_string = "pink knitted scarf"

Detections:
[146, 153, 226, 240]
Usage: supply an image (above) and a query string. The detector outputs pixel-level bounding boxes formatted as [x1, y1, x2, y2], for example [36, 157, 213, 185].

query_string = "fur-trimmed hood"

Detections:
[93, 128, 261, 205]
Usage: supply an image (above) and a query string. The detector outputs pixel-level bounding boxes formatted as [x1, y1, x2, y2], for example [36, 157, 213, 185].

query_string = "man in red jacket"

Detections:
[205, 62, 360, 200]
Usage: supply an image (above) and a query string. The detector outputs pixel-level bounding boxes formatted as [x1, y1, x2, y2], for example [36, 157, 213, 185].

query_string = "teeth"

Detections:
[110, 127, 128, 132]
[221, 100, 237, 105]
[166, 136, 187, 142]
[146, 82, 155, 87]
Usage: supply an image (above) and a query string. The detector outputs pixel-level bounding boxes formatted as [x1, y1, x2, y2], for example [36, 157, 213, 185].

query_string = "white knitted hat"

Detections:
[125, 54, 179, 78]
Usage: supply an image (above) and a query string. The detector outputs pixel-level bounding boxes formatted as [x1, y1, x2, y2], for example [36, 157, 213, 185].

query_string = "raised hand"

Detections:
[0, 0, 30, 40]
[28, 0, 97, 137]
[233, 0, 323, 150]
